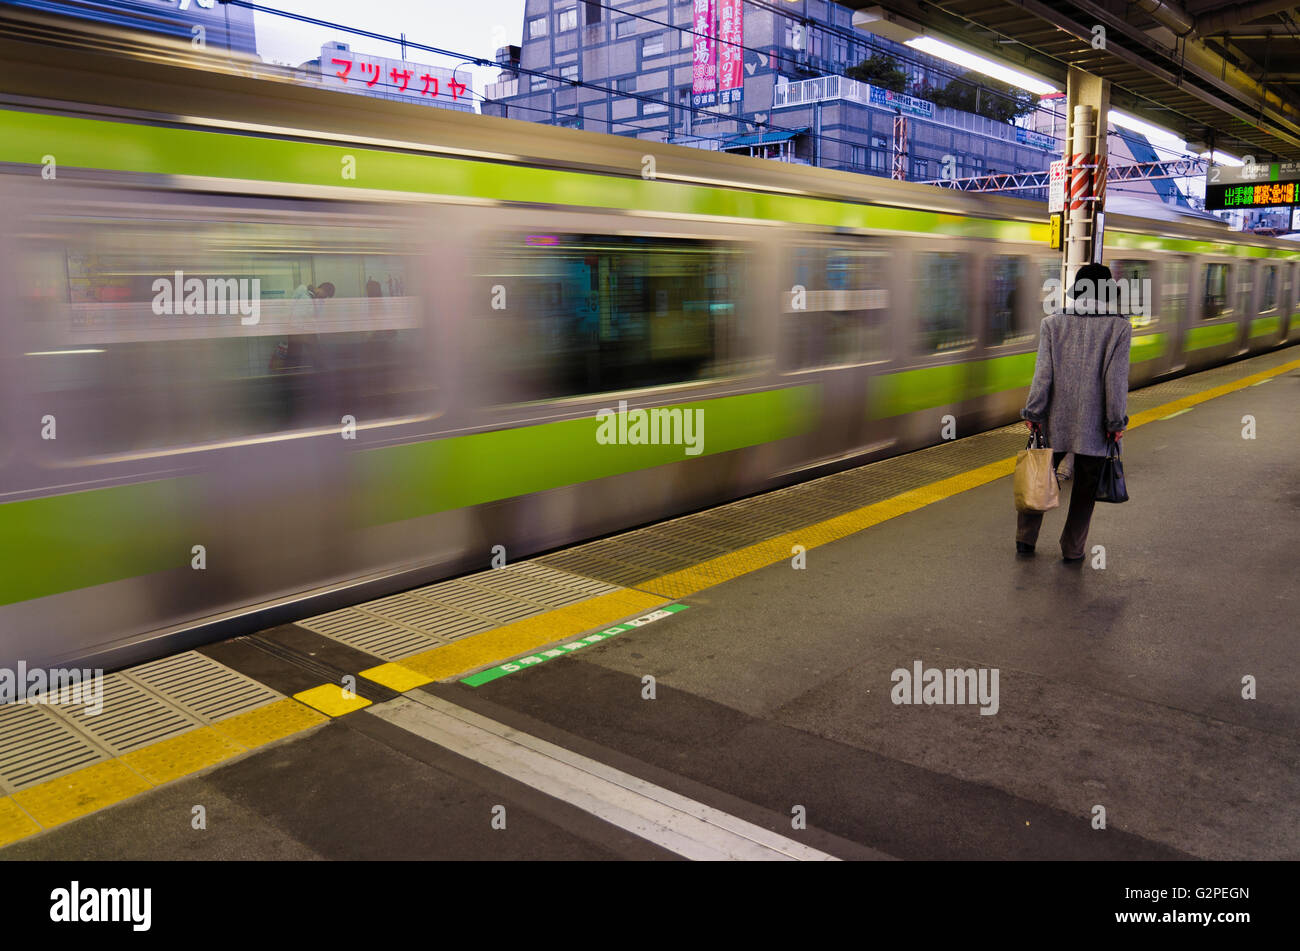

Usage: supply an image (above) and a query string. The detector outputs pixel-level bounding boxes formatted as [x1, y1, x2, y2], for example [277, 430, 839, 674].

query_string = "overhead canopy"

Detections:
[841, 0, 1300, 160]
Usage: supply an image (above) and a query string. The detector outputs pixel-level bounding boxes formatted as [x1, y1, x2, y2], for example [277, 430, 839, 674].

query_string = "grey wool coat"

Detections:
[1021, 312, 1132, 457]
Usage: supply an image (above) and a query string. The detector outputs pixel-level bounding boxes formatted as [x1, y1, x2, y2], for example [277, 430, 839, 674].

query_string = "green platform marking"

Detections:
[460, 604, 690, 686]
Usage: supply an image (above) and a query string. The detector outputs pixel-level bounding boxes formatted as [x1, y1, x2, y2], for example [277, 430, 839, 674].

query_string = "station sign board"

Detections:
[1205, 161, 1300, 210]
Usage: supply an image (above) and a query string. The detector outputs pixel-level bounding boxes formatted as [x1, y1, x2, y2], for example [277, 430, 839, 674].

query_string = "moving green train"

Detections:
[0, 12, 1296, 670]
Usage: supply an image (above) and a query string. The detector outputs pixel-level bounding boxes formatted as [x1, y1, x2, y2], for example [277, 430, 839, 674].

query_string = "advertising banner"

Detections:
[717, 0, 744, 105]
[692, 0, 717, 108]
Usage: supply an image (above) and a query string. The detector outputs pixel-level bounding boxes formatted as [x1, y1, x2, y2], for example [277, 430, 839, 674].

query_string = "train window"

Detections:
[1201, 263, 1231, 320]
[1161, 259, 1188, 329]
[481, 233, 742, 401]
[915, 252, 974, 353]
[20, 214, 429, 456]
[1260, 265, 1278, 312]
[1112, 259, 1154, 328]
[782, 246, 889, 370]
[987, 255, 1032, 345]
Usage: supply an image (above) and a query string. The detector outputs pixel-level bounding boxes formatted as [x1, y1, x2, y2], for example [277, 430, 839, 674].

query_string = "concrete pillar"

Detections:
[1060, 67, 1110, 302]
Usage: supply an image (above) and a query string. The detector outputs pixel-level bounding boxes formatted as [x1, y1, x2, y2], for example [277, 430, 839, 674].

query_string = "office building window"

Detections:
[642, 36, 665, 57]
[615, 19, 635, 38]
[871, 135, 887, 149]
[530, 74, 548, 91]
[527, 16, 548, 39]
[617, 76, 637, 93]
[559, 65, 578, 82]
[557, 7, 578, 32]
[585, 1, 601, 25]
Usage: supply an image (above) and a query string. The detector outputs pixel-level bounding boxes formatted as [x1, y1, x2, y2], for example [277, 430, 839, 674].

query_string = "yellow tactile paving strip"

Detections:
[362, 588, 667, 690]
[0, 698, 329, 849]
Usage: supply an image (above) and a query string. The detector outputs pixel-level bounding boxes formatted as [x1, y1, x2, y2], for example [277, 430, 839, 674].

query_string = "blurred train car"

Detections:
[0, 11, 1297, 670]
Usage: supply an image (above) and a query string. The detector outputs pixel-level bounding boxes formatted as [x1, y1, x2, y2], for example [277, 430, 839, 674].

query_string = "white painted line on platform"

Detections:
[366, 694, 839, 862]
[1159, 408, 1194, 420]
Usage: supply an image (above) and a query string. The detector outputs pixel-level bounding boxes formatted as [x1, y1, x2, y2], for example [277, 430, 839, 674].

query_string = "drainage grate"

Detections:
[0, 703, 106, 792]
[55, 673, 198, 756]
[125, 652, 281, 723]
[299, 608, 444, 661]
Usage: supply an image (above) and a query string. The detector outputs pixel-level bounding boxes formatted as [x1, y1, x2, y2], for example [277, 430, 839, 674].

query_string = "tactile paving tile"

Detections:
[52, 672, 199, 756]
[298, 606, 446, 660]
[409, 582, 543, 625]
[465, 562, 619, 605]
[0, 703, 107, 793]
[364, 593, 495, 639]
[125, 651, 281, 723]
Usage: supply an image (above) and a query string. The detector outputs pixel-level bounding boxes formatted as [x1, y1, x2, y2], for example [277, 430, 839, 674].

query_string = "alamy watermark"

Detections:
[0, 664, 104, 715]
[151, 270, 261, 326]
[1042, 277, 1152, 318]
[595, 400, 704, 456]
[891, 660, 999, 715]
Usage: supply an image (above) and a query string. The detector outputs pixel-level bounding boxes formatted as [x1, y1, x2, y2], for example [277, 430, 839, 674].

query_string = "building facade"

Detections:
[482, 0, 1058, 188]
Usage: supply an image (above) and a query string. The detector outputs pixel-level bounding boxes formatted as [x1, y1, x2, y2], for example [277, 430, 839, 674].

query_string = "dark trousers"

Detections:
[1016, 452, 1105, 559]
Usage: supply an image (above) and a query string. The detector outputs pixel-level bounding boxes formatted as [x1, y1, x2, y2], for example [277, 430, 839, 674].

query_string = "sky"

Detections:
[253, 0, 528, 106]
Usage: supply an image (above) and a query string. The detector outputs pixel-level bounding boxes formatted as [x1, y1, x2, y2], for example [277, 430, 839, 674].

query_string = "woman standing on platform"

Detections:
[1017, 262, 1131, 562]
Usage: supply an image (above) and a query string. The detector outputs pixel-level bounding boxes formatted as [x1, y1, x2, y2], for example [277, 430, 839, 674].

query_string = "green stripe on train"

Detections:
[3, 108, 1299, 261]
[0, 478, 202, 607]
[1186, 322, 1239, 351]
[1249, 316, 1281, 338]
[0, 389, 817, 606]
[866, 336, 1165, 418]
[352, 387, 819, 526]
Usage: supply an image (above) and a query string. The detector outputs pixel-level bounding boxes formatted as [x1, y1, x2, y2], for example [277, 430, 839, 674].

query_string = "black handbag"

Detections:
[1094, 435, 1128, 503]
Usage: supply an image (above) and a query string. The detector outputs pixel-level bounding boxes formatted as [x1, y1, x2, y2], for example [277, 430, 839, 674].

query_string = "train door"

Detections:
[1159, 255, 1190, 375]
[1234, 260, 1257, 353]
[875, 241, 980, 452]
[975, 248, 1039, 430]
[1247, 261, 1283, 352]
[779, 234, 896, 468]
[1284, 263, 1294, 342]
[1184, 257, 1242, 371]
[1111, 256, 1160, 386]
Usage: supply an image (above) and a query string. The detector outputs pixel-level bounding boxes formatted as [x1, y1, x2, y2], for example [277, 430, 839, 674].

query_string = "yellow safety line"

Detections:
[362, 588, 667, 690]
[0, 697, 329, 849]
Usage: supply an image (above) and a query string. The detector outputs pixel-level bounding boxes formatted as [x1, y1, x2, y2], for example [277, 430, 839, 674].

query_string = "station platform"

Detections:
[2, 347, 1297, 861]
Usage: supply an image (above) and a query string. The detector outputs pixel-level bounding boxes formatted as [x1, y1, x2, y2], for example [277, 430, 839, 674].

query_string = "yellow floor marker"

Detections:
[0, 797, 41, 848]
[211, 698, 328, 748]
[121, 727, 246, 785]
[361, 662, 432, 693]
[12, 759, 152, 830]
[293, 684, 372, 717]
